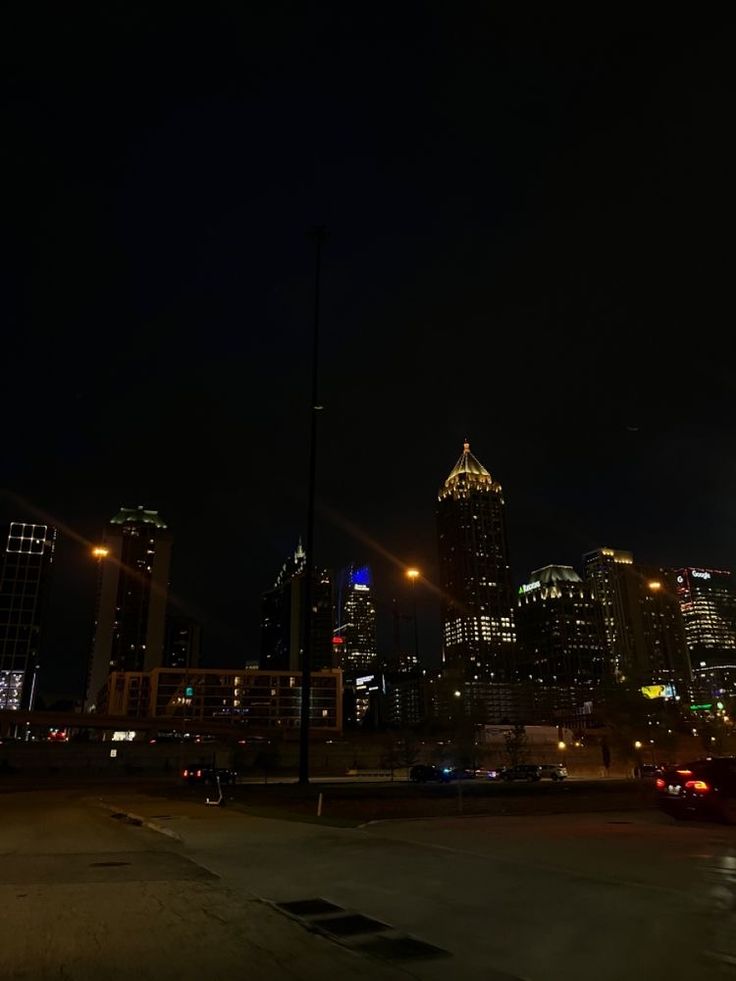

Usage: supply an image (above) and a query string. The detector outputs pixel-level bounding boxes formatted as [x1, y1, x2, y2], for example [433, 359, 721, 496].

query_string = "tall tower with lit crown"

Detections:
[436, 441, 516, 680]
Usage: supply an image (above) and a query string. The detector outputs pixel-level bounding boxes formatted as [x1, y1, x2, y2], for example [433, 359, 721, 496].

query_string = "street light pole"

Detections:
[298, 226, 327, 786]
[406, 569, 420, 667]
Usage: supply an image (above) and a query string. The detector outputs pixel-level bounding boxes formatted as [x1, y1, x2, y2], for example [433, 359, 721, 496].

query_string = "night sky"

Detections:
[2, 7, 733, 699]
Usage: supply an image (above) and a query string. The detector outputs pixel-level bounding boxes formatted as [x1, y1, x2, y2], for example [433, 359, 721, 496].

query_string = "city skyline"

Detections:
[6, 436, 735, 705]
[3, 8, 733, 703]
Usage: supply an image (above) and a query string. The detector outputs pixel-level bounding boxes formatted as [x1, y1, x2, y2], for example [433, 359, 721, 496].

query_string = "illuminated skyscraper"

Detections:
[516, 565, 608, 685]
[334, 564, 377, 672]
[436, 441, 516, 679]
[584, 548, 690, 688]
[0, 522, 56, 710]
[675, 567, 736, 694]
[86, 507, 172, 710]
[260, 541, 333, 672]
[582, 547, 634, 673]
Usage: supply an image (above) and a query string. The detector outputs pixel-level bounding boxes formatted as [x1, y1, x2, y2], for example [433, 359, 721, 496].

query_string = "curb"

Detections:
[98, 801, 183, 842]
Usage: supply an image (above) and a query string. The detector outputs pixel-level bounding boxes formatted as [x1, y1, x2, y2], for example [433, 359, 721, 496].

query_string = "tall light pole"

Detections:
[406, 568, 420, 667]
[299, 226, 327, 786]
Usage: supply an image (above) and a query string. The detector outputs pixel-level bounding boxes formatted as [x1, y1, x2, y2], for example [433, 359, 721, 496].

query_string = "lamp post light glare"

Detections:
[558, 741, 566, 752]
[92, 546, 109, 559]
[406, 568, 420, 581]
[634, 740, 643, 750]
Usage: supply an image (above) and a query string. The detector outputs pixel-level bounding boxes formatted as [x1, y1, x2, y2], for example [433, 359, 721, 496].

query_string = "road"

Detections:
[2, 784, 736, 980]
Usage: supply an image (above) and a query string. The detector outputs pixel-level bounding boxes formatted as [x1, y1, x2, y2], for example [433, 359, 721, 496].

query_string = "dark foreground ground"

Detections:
[2, 778, 736, 980]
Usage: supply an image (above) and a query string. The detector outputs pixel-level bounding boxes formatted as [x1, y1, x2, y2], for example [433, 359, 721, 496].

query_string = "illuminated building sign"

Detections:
[353, 584, 369, 591]
[641, 684, 674, 700]
[184, 686, 194, 697]
[332, 636, 344, 645]
[691, 570, 712, 580]
[519, 581, 540, 595]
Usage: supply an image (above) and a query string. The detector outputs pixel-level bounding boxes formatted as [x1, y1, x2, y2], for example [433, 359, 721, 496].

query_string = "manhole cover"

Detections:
[319, 914, 390, 937]
[89, 861, 132, 868]
[277, 899, 345, 917]
[356, 935, 451, 961]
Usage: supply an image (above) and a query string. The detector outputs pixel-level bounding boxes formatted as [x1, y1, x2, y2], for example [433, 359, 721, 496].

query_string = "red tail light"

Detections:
[655, 777, 666, 789]
[196, 769, 202, 778]
[182, 769, 189, 777]
[685, 780, 710, 792]
[676, 769, 693, 777]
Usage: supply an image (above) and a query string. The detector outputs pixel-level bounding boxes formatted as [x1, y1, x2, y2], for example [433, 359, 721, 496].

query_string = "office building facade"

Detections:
[437, 441, 515, 680]
[583, 548, 691, 689]
[163, 615, 201, 669]
[86, 507, 172, 710]
[676, 567, 736, 695]
[0, 522, 56, 710]
[334, 563, 377, 672]
[260, 541, 333, 672]
[516, 565, 608, 686]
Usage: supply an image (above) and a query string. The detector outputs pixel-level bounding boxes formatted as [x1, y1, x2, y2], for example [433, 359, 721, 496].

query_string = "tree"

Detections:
[504, 724, 528, 767]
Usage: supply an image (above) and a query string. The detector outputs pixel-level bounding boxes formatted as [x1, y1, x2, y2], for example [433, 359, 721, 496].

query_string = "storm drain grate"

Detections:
[272, 898, 451, 962]
[89, 861, 131, 868]
[277, 899, 345, 917]
[317, 913, 390, 937]
[355, 936, 451, 961]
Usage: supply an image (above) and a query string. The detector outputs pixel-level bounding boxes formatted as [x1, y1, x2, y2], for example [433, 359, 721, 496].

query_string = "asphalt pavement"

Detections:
[2, 784, 736, 980]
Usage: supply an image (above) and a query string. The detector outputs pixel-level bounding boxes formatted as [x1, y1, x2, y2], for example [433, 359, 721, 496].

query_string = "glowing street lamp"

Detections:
[92, 546, 109, 559]
[558, 741, 566, 752]
[634, 740, 643, 750]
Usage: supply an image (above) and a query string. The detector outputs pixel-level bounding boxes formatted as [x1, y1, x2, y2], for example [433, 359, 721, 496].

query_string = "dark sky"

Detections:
[2, 6, 734, 698]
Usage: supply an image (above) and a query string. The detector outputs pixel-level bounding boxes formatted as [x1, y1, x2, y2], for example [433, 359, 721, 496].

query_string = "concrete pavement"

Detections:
[3, 786, 736, 979]
[94, 788, 736, 980]
[0, 790, 412, 981]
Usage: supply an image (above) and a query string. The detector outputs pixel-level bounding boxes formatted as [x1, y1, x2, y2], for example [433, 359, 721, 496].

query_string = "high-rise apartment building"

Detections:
[436, 441, 515, 679]
[86, 507, 172, 710]
[516, 565, 608, 686]
[334, 564, 377, 672]
[0, 522, 56, 710]
[260, 541, 333, 672]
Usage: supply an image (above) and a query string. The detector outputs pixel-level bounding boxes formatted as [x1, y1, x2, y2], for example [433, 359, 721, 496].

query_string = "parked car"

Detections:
[635, 763, 660, 779]
[476, 767, 501, 780]
[500, 764, 542, 782]
[438, 766, 476, 783]
[182, 764, 238, 786]
[537, 763, 568, 781]
[656, 757, 736, 823]
[409, 764, 440, 783]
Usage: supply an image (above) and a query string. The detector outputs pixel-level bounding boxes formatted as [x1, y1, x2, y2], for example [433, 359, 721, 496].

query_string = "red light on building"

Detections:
[332, 636, 344, 645]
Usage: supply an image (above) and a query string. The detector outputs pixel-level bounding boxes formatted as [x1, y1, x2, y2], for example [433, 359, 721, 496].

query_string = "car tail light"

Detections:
[655, 777, 666, 789]
[182, 769, 189, 777]
[676, 769, 693, 777]
[196, 769, 202, 778]
[684, 780, 710, 792]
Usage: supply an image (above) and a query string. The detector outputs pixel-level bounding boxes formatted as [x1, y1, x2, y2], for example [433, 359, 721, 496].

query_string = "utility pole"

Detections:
[298, 226, 327, 785]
